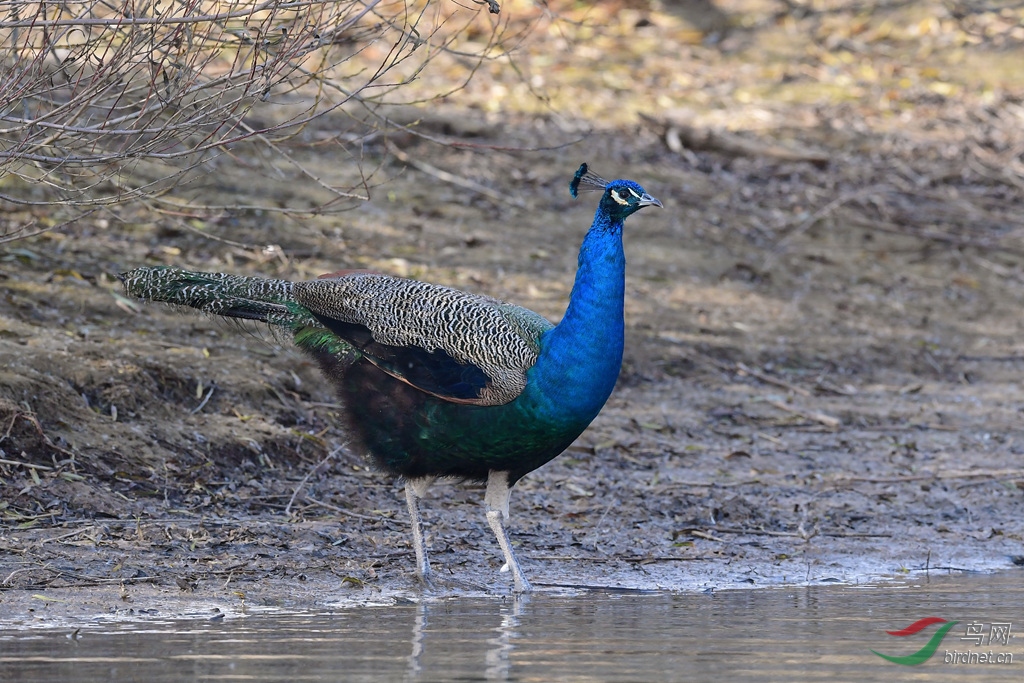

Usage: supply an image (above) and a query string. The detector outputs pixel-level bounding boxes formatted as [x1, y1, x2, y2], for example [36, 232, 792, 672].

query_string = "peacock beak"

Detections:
[639, 193, 663, 208]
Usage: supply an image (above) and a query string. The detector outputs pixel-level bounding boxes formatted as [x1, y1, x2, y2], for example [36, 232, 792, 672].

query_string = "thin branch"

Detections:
[0, 0, 521, 232]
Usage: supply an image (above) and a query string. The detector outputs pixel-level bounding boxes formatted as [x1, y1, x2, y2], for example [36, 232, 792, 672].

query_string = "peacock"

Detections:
[120, 164, 662, 592]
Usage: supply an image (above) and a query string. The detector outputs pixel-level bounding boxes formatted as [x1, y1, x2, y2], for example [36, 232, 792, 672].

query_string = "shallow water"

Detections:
[1, 572, 1021, 682]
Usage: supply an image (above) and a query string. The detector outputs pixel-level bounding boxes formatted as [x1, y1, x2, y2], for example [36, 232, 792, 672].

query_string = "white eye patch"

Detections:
[610, 187, 641, 206]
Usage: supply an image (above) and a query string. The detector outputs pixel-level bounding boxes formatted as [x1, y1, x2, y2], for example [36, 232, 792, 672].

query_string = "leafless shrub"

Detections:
[0, 0, 514, 242]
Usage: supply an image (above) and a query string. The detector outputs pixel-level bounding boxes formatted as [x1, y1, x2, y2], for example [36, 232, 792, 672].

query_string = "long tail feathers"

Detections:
[119, 267, 318, 330]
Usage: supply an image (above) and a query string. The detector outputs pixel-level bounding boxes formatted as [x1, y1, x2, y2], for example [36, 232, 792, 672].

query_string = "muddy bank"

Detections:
[3, 1, 1024, 619]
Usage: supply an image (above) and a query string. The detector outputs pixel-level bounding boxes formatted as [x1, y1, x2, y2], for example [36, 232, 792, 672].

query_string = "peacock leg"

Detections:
[484, 470, 533, 593]
[405, 477, 435, 583]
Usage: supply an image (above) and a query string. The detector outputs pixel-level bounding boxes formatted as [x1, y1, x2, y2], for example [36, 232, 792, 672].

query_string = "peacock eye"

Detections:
[609, 189, 630, 206]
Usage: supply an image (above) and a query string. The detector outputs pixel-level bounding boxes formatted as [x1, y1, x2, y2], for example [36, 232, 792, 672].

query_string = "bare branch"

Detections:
[0, 0, 515, 237]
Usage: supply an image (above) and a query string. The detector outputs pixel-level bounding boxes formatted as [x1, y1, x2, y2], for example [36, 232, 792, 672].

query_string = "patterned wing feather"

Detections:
[294, 273, 553, 406]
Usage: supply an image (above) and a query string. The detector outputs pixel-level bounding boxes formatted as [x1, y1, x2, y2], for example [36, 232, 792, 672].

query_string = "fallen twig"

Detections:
[190, 383, 216, 414]
[830, 469, 1024, 485]
[737, 362, 811, 397]
[766, 186, 885, 265]
[653, 479, 765, 489]
[305, 496, 409, 526]
[285, 446, 344, 516]
[640, 113, 830, 165]
[0, 404, 77, 460]
[36, 528, 96, 546]
[765, 398, 841, 428]
[683, 350, 816, 397]
[387, 142, 525, 208]
[0, 458, 53, 471]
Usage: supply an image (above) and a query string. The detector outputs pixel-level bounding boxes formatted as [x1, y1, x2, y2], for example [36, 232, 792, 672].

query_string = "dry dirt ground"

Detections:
[3, 1, 1024, 623]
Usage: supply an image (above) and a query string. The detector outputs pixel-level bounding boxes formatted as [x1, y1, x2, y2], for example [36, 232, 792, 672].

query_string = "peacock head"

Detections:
[570, 163, 663, 220]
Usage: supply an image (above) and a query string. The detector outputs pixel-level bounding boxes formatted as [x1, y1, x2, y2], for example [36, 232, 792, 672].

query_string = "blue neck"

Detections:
[528, 208, 625, 421]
